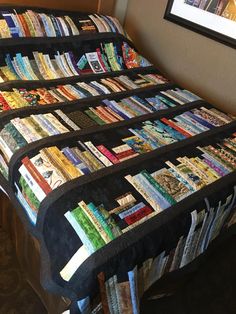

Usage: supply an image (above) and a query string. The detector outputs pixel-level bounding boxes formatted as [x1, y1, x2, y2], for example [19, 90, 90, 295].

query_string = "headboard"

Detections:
[0, 0, 116, 14]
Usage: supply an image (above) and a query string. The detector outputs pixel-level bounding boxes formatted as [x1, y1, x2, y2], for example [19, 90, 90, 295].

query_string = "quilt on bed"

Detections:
[0, 5, 235, 314]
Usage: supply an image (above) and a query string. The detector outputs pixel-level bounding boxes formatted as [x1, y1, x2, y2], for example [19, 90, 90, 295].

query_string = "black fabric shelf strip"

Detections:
[0, 33, 133, 48]
[0, 65, 157, 89]
[8, 99, 206, 185]
[34, 120, 236, 232]
[40, 241, 79, 301]
[0, 82, 176, 126]
[0, 174, 12, 199]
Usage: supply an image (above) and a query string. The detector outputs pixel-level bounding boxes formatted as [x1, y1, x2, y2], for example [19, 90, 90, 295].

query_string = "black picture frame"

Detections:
[164, 0, 236, 49]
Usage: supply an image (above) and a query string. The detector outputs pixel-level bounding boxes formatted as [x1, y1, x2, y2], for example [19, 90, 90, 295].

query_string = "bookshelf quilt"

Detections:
[0, 5, 235, 314]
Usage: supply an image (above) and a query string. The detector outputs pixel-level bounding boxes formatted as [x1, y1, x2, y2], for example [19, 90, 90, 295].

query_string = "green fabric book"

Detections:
[71, 206, 105, 250]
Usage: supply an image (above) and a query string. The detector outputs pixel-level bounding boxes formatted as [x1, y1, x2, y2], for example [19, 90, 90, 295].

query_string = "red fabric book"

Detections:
[161, 118, 192, 138]
[124, 205, 153, 225]
[96, 48, 108, 72]
[96, 145, 120, 164]
[22, 156, 52, 195]
[18, 14, 31, 37]
[58, 86, 77, 100]
[0, 95, 11, 111]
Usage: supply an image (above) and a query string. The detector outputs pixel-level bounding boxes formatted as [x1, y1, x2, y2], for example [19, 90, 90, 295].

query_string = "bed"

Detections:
[0, 5, 235, 314]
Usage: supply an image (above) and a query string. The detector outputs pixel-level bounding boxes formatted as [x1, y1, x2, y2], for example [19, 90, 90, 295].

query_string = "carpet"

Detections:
[0, 227, 46, 314]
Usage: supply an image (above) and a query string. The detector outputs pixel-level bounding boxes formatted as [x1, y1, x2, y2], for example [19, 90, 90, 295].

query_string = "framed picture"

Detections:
[164, 0, 236, 48]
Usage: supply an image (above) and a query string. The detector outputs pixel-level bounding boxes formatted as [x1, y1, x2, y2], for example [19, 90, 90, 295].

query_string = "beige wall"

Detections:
[123, 0, 236, 114]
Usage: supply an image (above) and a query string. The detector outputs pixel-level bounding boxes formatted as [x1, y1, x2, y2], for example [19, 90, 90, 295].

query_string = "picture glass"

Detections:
[165, 0, 236, 45]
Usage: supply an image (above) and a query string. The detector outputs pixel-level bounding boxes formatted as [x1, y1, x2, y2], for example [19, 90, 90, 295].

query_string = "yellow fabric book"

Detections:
[23, 13, 35, 36]
[46, 146, 83, 180]
[177, 157, 213, 185]
[0, 66, 18, 81]
[21, 117, 48, 139]
[38, 52, 51, 80]
[0, 20, 11, 38]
